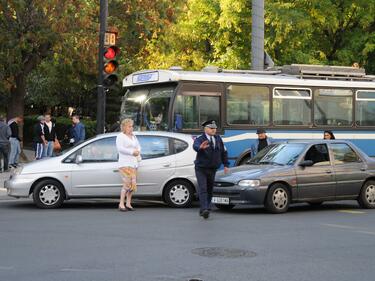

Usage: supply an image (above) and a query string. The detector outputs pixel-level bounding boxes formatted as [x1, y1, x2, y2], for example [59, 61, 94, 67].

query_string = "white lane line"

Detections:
[60, 268, 107, 272]
[355, 230, 375, 236]
[0, 266, 14, 270]
[321, 223, 359, 230]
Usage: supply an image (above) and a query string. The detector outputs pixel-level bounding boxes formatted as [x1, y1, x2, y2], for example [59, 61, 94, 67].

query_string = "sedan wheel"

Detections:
[33, 180, 65, 209]
[265, 184, 290, 213]
[358, 180, 375, 209]
[164, 180, 194, 208]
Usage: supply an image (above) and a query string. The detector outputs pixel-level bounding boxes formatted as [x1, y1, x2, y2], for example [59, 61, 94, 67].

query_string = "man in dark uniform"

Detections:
[193, 120, 229, 219]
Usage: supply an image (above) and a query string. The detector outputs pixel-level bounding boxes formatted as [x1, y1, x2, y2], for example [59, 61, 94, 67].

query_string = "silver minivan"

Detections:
[6, 131, 197, 208]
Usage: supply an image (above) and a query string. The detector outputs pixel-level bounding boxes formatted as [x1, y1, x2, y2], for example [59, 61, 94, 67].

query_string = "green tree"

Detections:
[0, 0, 99, 119]
[144, 0, 375, 73]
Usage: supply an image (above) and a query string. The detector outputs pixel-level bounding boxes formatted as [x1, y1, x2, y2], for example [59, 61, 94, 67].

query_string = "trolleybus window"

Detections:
[174, 93, 220, 130]
[355, 90, 375, 126]
[226, 85, 269, 125]
[314, 89, 353, 126]
[272, 88, 311, 126]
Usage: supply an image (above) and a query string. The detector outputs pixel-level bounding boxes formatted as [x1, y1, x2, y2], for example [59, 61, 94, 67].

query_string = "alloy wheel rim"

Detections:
[272, 188, 288, 210]
[169, 184, 189, 205]
[39, 184, 60, 206]
[365, 185, 375, 204]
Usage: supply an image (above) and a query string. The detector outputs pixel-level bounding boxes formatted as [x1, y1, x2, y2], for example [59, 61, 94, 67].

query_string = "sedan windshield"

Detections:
[249, 143, 306, 165]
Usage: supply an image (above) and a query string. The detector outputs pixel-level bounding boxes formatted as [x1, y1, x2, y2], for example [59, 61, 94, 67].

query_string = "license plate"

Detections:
[212, 197, 230, 205]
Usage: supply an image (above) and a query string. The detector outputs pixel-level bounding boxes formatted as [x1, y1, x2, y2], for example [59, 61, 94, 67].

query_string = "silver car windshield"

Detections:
[249, 143, 306, 165]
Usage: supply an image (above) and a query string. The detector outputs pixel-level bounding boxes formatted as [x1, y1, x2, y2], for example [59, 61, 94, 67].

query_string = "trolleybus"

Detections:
[120, 64, 375, 166]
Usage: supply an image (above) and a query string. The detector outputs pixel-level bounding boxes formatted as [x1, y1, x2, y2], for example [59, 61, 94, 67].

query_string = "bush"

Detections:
[23, 115, 96, 146]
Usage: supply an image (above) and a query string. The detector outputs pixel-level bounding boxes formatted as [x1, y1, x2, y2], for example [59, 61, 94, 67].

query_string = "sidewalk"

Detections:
[0, 149, 34, 194]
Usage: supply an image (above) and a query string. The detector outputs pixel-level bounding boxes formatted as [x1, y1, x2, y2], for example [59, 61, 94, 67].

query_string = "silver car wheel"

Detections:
[169, 184, 189, 205]
[272, 188, 288, 210]
[39, 184, 61, 206]
[365, 185, 375, 204]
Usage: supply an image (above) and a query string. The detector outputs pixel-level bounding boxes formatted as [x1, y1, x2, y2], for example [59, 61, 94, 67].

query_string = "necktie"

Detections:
[210, 136, 214, 149]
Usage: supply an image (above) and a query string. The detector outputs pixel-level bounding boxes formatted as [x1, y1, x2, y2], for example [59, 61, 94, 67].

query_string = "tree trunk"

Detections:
[7, 74, 30, 161]
[8, 74, 26, 121]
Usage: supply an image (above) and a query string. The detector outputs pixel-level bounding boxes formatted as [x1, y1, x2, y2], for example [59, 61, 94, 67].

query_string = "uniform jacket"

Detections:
[193, 134, 229, 169]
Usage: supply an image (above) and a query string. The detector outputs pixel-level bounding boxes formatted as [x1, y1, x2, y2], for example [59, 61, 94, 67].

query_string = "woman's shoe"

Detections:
[118, 206, 127, 212]
[126, 206, 135, 211]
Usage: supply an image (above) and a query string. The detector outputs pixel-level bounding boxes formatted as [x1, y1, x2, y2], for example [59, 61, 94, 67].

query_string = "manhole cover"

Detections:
[191, 247, 256, 258]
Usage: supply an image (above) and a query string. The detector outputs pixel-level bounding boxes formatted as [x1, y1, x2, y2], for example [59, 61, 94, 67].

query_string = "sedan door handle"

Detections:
[163, 163, 172, 167]
[325, 170, 332, 174]
[360, 167, 366, 171]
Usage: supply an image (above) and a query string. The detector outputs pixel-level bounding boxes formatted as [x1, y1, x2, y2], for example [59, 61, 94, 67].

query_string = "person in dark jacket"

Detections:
[250, 128, 273, 158]
[33, 116, 47, 160]
[0, 116, 11, 172]
[42, 114, 57, 157]
[193, 120, 229, 219]
[8, 116, 22, 167]
[70, 115, 85, 146]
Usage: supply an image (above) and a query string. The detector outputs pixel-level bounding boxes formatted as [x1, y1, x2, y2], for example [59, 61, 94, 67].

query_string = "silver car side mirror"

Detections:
[75, 155, 83, 164]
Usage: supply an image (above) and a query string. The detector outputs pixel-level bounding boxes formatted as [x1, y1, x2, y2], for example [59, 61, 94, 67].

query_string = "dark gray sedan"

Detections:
[213, 140, 375, 213]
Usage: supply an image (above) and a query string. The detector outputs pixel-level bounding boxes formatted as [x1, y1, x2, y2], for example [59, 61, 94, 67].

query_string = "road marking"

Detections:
[355, 230, 375, 236]
[60, 268, 107, 272]
[338, 210, 366, 214]
[321, 223, 358, 230]
[0, 266, 14, 270]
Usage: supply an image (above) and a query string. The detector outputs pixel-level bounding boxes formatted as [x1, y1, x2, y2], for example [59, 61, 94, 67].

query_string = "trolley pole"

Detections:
[96, 0, 108, 134]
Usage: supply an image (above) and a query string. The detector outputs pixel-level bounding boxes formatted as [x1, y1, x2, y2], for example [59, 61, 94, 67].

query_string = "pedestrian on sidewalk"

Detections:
[70, 115, 85, 146]
[0, 115, 11, 172]
[33, 116, 47, 160]
[8, 116, 23, 167]
[193, 120, 229, 219]
[42, 114, 57, 157]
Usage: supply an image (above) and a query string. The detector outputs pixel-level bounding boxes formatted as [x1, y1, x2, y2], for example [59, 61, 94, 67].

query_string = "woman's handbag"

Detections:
[54, 139, 61, 151]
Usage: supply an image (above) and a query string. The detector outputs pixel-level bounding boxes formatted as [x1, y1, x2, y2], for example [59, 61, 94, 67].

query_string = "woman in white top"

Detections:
[116, 119, 141, 211]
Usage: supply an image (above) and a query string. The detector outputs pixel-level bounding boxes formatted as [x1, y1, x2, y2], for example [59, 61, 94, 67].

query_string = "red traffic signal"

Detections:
[103, 46, 120, 87]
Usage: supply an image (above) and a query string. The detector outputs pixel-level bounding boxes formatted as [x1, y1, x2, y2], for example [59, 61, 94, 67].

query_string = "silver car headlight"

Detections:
[12, 166, 23, 175]
[238, 179, 260, 187]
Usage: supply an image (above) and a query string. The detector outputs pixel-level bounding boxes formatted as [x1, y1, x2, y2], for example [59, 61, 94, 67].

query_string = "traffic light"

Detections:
[103, 45, 120, 87]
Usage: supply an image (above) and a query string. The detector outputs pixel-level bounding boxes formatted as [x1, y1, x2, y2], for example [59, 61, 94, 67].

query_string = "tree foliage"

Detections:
[1, 0, 374, 121]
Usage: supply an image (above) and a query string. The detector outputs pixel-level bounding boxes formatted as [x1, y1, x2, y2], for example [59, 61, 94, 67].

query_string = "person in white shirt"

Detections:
[116, 119, 141, 212]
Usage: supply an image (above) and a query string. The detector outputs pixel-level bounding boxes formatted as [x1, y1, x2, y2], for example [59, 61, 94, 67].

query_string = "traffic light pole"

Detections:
[97, 0, 108, 134]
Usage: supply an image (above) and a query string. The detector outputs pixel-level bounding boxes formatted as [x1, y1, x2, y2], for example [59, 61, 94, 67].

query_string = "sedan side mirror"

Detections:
[299, 160, 313, 167]
[75, 155, 83, 164]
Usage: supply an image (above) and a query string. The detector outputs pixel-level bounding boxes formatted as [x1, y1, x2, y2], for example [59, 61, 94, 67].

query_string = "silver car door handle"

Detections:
[326, 170, 332, 174]
[360, 167, 366, 171]
[163, 163, 172, 167]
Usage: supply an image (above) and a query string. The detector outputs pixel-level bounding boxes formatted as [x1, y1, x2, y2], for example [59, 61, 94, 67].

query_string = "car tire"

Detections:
[358, 180, 375, 209]
[32, 179, 65, 209]
[164, 180, 194, 208]
[264, 183, 290, 214]
[215, 204, 235, 210]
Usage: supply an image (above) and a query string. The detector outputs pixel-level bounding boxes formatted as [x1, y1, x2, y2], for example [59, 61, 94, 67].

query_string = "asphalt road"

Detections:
[1, 197, 375, 281]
